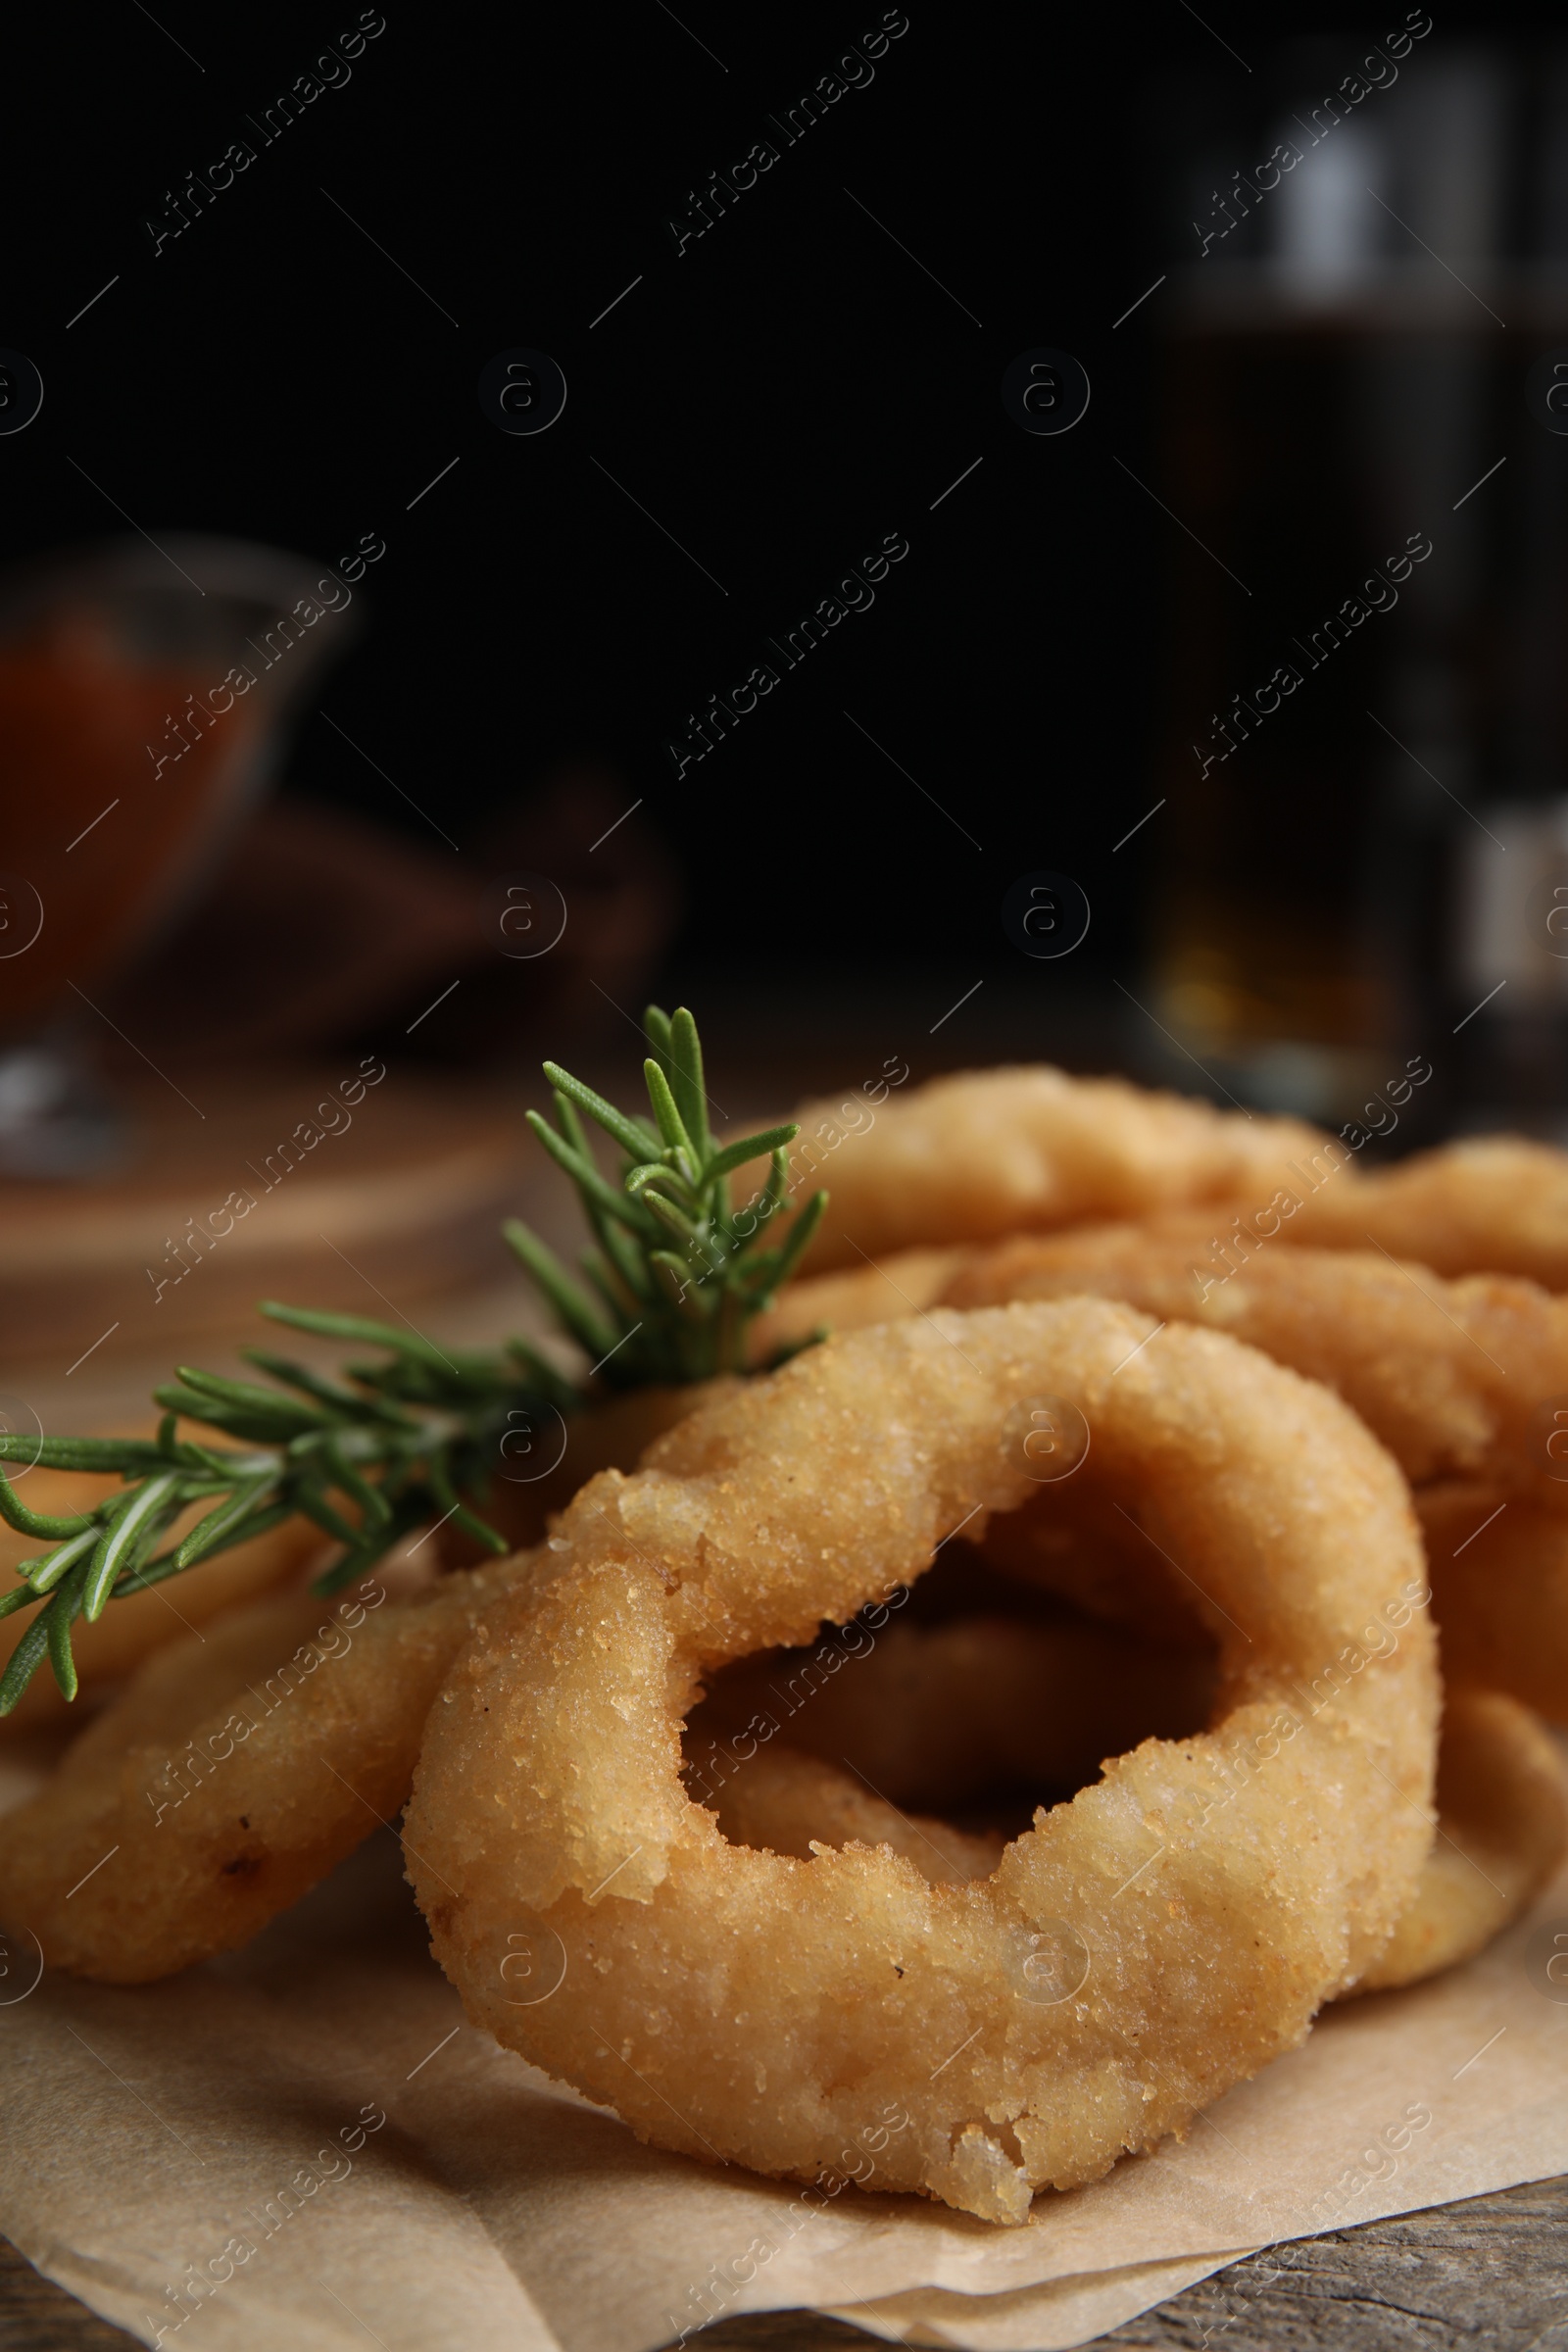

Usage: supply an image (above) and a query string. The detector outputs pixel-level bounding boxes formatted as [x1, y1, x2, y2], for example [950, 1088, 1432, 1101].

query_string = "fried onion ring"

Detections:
[750, 1248, 969, 1363]
[0, 1556, 523, 1983]
[944, 1227, 1568, 1509]
[1284, 1135, 1568, 1290]
[786, 1067, 1337, 1271]
[406, 1299, 1437, 2223]
[785, 1062, 1568, 1291]
[703, 1618, 1563, 1995]
[730, 1705, 1563, 1997]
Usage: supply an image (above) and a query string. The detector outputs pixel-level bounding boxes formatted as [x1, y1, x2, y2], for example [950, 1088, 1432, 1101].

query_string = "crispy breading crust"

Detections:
[781, 1065, 1568, 1291]
[712, 1745, 1006, 1885]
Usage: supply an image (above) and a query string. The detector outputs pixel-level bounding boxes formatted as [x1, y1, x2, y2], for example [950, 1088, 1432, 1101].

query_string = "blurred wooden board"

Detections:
[5, 2171, 1568, 2347]
[0, 1072, 533, 1369]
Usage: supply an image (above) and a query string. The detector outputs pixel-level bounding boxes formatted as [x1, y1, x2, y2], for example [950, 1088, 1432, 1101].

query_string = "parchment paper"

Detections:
[2, 1759, 1566, 2352]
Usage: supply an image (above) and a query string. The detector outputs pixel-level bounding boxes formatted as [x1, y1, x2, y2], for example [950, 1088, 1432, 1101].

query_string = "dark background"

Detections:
[5, 0, 1568, 1113]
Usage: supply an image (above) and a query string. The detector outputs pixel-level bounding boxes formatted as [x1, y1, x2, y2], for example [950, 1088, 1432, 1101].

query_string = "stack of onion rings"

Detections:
[785, 1065, 1568, 1293]
[405, 1298, 1438, 2223]
[10, 1052, 1568, 2230]
[759, 1223, 1568, 1995]
[940, 1225, 1568, 1722]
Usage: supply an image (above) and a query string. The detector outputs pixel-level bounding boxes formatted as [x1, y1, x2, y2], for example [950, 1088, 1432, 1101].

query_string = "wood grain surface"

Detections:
[6, 2172, 1567, 2349]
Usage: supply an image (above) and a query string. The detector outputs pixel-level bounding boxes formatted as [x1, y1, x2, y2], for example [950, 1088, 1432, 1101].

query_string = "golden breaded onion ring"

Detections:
[1285, 1135, 1568, 1290]
[695, 1611, 1213, 1891]
[406, 1298, 1438, 2224]
[943, 1228, 1568, 1720]
[701, 1619, 1563, 1996]
[750, 1248, 969, 1363]
[723, 1710, 1564, 1996]
[944, 1227, 1568, 1508]
[0, 1557, 522, 1983]
[784, 1066, 1339, 1271]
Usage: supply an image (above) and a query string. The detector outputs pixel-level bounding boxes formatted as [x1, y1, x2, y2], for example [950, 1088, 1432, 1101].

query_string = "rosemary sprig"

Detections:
[0, 1006, 823, 1714]
[509, 1003, 826, 1385]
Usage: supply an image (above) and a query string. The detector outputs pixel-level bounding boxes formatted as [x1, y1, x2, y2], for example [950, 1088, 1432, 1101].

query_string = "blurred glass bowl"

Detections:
[0, 535, 358, 1173]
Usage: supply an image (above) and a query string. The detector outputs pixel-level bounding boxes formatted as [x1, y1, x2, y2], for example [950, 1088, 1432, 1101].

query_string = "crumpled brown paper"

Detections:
[2, 1758, 1566, 2352]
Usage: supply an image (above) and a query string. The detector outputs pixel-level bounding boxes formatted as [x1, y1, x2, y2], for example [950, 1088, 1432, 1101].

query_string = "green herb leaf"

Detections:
[666, 1006, 711, 1160]
[24, 1524, 99, 1594]
[642, 1003, 675, 1070]
[540, 1064, 660, 1163]
[643, 1058, 698, 1167]
[82, 1473, 183, 1620]
[704, 1122, 800, 1186]
[258, 1301, 453, 1368]
[524, 1111, 661, 1238]
[171, 1481, 279, 1570]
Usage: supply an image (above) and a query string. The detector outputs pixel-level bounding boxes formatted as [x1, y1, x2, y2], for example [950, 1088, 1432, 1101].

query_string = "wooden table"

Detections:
[5, 2172, 1567, 2349]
